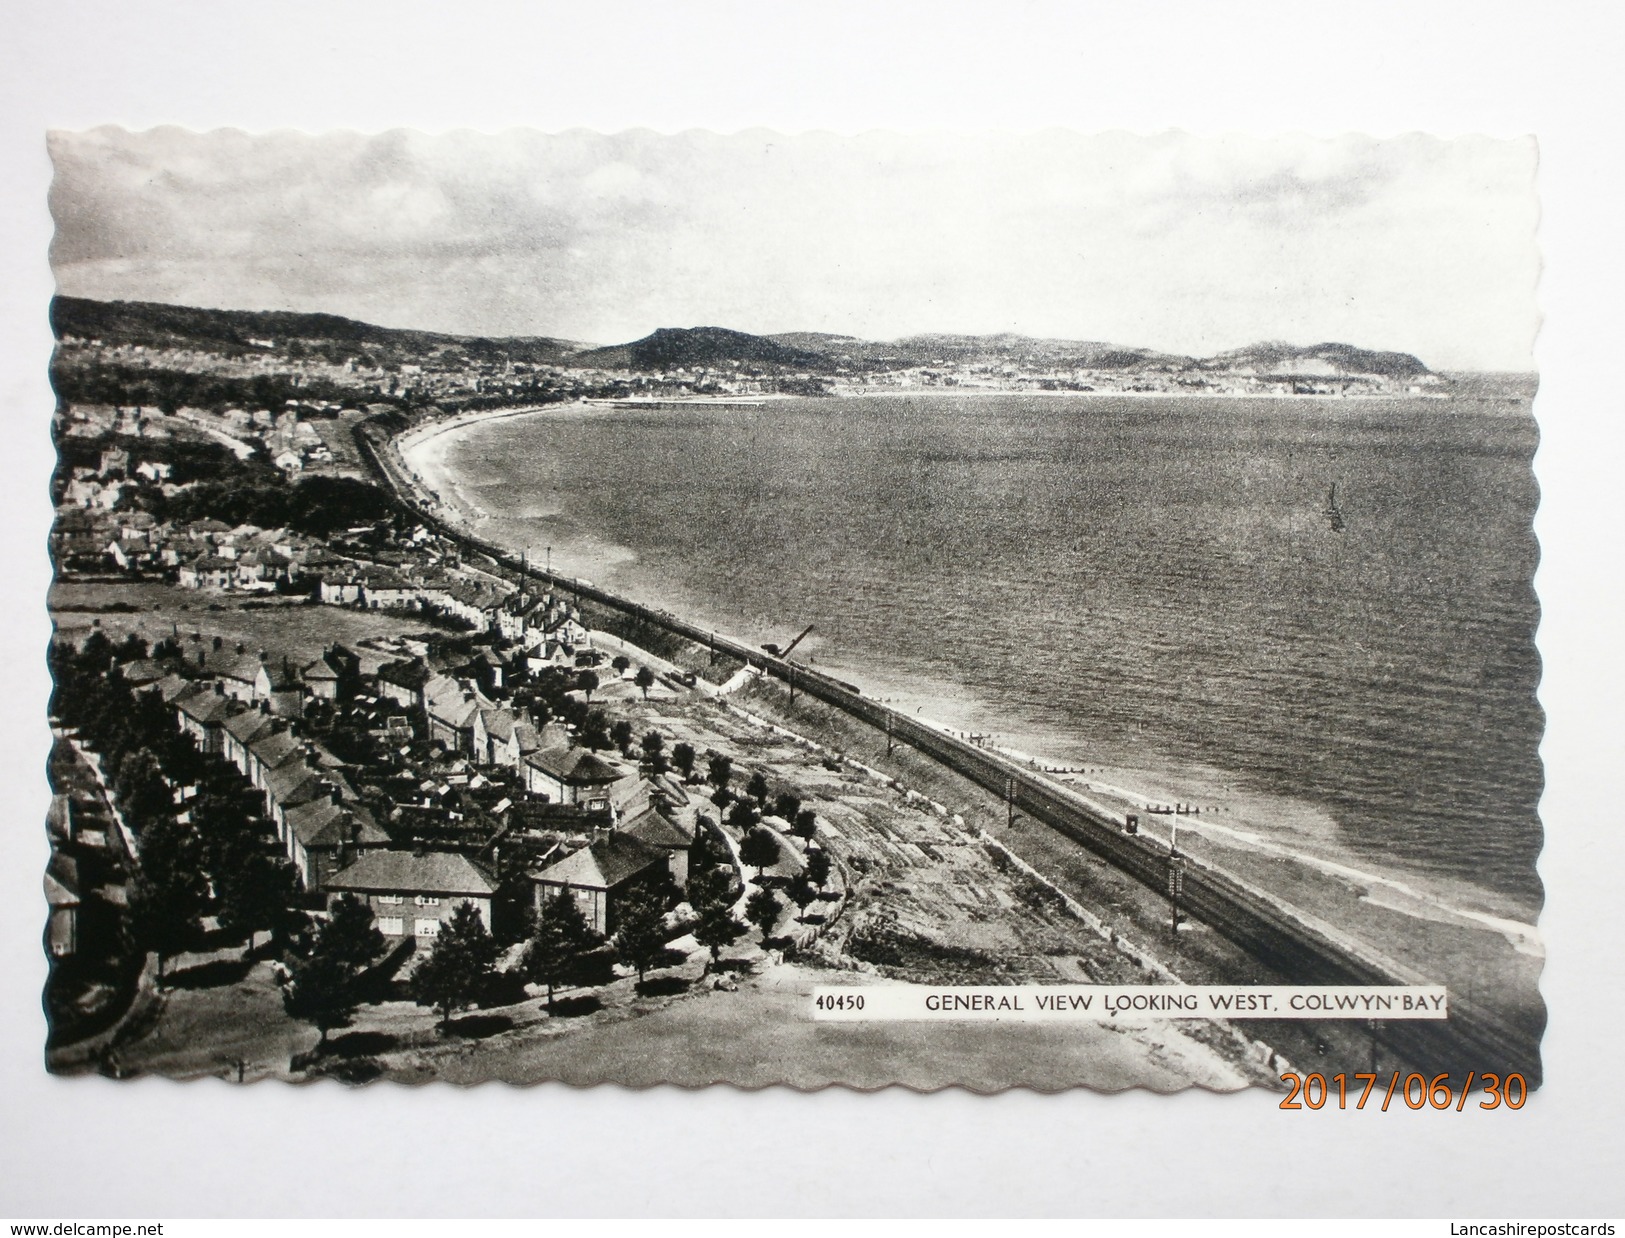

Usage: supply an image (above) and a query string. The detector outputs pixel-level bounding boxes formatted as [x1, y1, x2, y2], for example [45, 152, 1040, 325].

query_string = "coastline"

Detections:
[392, 402, 1545, 1040]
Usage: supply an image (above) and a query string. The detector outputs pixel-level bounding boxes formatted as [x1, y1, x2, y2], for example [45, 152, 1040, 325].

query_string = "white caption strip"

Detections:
[810, 985, 1449, 1021]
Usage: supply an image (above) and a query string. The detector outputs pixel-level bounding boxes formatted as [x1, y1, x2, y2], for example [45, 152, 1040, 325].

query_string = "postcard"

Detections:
[43, 127, 1541, 1093]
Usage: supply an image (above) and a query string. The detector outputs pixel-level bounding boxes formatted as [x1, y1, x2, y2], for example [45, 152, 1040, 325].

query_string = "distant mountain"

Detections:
[1202, 340, 1430, 379]
[570, 326, 834, 372]
[768, 332, 862, 351]
[777, 331, 1195, 371]
[51, 296, 1440, 383]
[50, 296, 584, 366]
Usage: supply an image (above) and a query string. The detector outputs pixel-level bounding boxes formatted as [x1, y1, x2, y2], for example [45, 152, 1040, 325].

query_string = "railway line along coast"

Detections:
[357, 408, 1542, 1085]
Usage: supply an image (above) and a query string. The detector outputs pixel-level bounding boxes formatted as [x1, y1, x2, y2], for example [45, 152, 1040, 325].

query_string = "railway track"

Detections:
[356, 412, 1543, 1083]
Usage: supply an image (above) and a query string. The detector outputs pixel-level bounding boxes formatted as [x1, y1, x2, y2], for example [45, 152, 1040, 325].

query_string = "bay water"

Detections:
[424, 393, 1542, 922]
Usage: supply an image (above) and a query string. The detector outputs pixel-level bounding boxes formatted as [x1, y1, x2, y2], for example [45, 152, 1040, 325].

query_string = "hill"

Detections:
[51, 297, 1443, 385]
[570, 326, 834, 373]
[1202, 340, 1431, 379]
[777, 331, 1195, 371]
[50, 296, 583, 367]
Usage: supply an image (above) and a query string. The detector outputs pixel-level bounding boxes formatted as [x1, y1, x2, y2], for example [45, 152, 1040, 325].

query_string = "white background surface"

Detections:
[1, 0, 1620, 1219]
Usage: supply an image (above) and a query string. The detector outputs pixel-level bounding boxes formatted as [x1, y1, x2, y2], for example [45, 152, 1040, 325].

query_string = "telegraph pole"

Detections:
[1166, 823, 1185, 934]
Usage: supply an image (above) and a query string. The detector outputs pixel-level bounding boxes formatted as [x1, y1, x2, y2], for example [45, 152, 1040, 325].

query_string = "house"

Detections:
[117, 659, 169, 690]
[523, 746, 624, 814]
[245, 727, 306, 795]
[150, 672, 196, 703]
[327, 849, 497, 945]
[178, 555, 237, 590]
[184, 518, 234, 542]
[283, 797, 390, 891]
[254, 659, 306, 717]
[441, 579, 513, 631]
[424, 675, 490, 755]
[302, 656, 342, 701]
[457, 646, 511, 692]
[134, 460, 172, 483]
[106, 535, 151, 572]
[618, 805, 695, 888]
[262, 762, 332, 840]
[476, 707, 523, 768]
[173, 683, 234, 753]
[44, 851, 82, 958]
[234, 549, 278, 590]
[529, 832, 669, 935]
[318, 571, 364, 605]
[272, 447, 304, 475]
[543, 613, 591, 649]
[221, 709, 278, 777]
[376, 657, 431, 712]
[190, 646, 264, 700]
[362, 573, 420, 610]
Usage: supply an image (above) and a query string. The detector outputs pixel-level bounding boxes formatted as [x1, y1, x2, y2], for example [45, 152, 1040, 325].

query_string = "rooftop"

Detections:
[329, 849, 497, 897]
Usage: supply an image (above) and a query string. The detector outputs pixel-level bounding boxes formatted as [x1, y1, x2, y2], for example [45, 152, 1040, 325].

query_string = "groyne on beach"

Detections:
[356, 407, 1542, 1083]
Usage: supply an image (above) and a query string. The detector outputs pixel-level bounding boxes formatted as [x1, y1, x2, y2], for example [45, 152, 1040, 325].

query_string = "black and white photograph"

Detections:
[40, 126, 1543, 1093]
[7, 0, 1625, 1226]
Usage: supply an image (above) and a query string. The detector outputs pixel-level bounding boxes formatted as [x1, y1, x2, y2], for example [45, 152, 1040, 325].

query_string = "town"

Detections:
[50, 296, 1453, 423]
[44, 295, 1415, 1088]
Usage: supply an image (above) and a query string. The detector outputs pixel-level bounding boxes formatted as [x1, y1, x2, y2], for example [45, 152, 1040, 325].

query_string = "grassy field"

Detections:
[50, 580, 441, 662]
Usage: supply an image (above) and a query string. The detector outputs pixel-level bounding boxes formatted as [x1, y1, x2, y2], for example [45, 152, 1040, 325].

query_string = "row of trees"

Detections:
[53, 634, 310, 981]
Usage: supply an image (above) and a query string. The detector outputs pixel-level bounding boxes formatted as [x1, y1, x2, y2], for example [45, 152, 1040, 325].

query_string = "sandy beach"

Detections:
[391, 403, 1545, 1041]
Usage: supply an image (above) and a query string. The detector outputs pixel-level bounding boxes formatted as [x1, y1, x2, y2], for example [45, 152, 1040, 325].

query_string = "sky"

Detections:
[47, 127, 1541, 370]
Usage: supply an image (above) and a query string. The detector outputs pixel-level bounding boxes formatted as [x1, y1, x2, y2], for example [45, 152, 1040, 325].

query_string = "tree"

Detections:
[639, 730, 667, 775]
[320, 893, 388, 975]
[577, 669, 600, 700]
[609, 719, 635, 757]
[410, 902, 499, 1032]
[580, 708, 611, 752]
[633, 665, 656, 699]
[611, 654, 631, 674]
[806, 847, 832, 892]
[726, 798, 760, 832]
[612, 883, 669, 985]
[688, 815, 730, 880]
[280, 948, 358, 1048]
[707, 752, 733, 791]
[789, 878, 819, 921]
[114, 633, 149, 664]
[746, 887, 782, 944]
[671, 742, 696, 781]
[216, 848, 306, 958]
[126, 815, 207, 980]
[527, 887, 602, 1012]
[739, 826, 782, 880]
[115, 747, 173, 832]
[791, 808, 819, 847]
[746, 771, 770, 807]
[689, 869, 743, 972]
[774, 792, 802, 824]
[281, 894, 385, 1046]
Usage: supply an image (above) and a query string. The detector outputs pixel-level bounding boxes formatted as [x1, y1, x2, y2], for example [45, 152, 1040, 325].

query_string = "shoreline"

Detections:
[397, 402, 1543, 938]
[390, 401, 1544, 1043]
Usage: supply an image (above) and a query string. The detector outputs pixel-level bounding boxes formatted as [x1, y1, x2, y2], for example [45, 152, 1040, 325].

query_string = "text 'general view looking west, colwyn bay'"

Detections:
[45, 293, 1540, 1092]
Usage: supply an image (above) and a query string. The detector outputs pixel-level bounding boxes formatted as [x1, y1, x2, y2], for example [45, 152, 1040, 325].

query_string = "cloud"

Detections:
[47, 127, 1539, 369]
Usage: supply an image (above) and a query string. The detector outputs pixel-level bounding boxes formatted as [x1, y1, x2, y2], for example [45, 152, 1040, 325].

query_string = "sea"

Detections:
[422, 392, 1543, 923]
